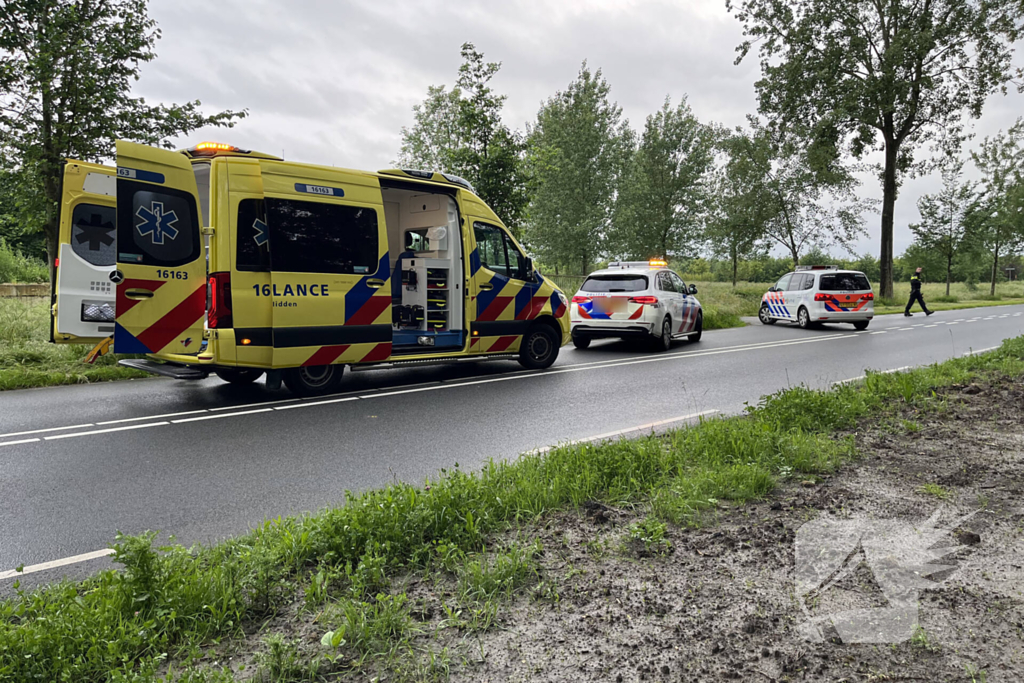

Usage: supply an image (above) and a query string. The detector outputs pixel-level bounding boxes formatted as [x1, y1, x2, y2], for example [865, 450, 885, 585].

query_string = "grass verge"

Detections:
[0, 297, 147, 391]
[2, 335, 1023, 681]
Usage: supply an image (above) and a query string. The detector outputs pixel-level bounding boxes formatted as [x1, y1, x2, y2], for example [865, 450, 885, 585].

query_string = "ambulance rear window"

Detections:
[819, 273, 871, 291]
[70, 203, 116, 267]
[266, 198, 378, 274]
[582, 275, 648, 292]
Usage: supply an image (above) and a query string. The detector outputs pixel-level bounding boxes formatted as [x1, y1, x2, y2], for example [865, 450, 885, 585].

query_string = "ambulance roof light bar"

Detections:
[181, 142, 282, 161]
[795, 265, 838, 271]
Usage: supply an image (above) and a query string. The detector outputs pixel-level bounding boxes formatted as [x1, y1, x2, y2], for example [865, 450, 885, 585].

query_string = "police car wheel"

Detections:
[283, 364, 344, 396]
[797, 307, 812, 329]
[572, 335, 591, 349]
[652, 317, 672, 352]
[214, 368, 264, 385]
[688, 313, 703, 342]
[853, 320, 870, 331]
[519, 325, 560, 370]
[759, 305, 776, 325]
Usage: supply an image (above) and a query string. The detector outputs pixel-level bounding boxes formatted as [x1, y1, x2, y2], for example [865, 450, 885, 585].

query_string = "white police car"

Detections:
[571, 260, 703, 351]
[759, 266, 874, 330]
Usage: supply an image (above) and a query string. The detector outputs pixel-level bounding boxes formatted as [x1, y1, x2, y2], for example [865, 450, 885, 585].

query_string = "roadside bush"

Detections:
[0, 238, 47, 283]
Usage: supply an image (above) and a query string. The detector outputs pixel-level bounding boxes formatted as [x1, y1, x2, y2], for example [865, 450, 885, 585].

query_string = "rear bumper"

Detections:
[571, 323, 654, 339]
[118, 358, 209, 380]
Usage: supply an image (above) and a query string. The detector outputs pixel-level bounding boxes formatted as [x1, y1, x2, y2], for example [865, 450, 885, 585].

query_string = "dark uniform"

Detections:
[904, 273, 932, 316]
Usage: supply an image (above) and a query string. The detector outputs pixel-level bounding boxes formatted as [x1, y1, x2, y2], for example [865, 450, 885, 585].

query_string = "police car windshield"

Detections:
[819, 273, 871, 291]
[582, 274, 648, 292]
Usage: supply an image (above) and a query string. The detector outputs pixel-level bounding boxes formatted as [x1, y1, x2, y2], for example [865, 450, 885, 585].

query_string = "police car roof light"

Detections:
[608, 261, 659, 269]
[795, 265, 838, 271]
[649, 259, 668, 267]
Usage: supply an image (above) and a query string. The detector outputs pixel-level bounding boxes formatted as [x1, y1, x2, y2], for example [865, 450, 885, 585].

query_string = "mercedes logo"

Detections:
[109, 269, 124, 284]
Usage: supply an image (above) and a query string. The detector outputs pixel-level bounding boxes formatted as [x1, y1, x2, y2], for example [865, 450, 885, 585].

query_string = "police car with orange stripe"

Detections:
[52, 141, 570, 396]
[570, 260, 702, 351]
[758, 265, 874, 330]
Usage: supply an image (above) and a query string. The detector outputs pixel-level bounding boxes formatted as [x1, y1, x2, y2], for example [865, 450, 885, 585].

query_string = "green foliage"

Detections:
[0, 238, 47, 282]
[610, 97, 716, 260]
[728, 0, 1024, 298]
[257, 635, 321, 682]
[970, 119, 1024, 295]
[626, 516, 672, 554]
[3, 334, 1024, 680]
[397, 43, 529, 237]
[910, 160, 979, 295]
[0, 0, 245, 271]
[526, 63, 632, 272]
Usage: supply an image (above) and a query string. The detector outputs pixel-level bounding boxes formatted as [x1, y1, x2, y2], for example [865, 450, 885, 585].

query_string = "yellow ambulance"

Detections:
[52, 141, 570, 395]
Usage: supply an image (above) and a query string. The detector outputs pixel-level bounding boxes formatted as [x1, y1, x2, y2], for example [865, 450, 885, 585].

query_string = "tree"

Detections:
[526, 64, 631, 273]
[396, 43, 530, 236]
[970, 119, 1024, 294]
[610, 97, 716, 262]
[0, 0, 245, 283]
[909, 161, 976, 295]
[718, 126, 867, 268]
[727, 0, 1024, 299]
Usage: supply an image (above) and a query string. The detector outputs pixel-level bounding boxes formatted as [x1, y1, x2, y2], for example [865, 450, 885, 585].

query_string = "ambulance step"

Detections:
[118, 359, 209, 380]
[349, 353, 517, 370]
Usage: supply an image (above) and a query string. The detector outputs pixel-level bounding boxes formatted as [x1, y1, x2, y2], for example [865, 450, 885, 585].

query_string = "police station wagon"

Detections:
[759, 266, 874, 330]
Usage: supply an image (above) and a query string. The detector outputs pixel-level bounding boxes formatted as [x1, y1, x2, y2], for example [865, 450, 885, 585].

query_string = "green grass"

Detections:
[3, 335, 1023, 681]
[0, 239, 48, 283]
[0, 297, 147, 390]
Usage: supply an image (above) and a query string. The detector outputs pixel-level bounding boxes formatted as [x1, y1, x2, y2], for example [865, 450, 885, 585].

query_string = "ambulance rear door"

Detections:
[52, 161, 117, 343]
[113, 141, 207, 357]
[258, 162, 392, 368]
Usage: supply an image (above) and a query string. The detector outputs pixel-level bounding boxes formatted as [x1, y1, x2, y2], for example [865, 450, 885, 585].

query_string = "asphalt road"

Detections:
[2, 305, 1022, 589]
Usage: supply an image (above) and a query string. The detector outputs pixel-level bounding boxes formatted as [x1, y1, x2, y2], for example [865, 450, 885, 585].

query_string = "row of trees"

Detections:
[398, 43, 1024, 292]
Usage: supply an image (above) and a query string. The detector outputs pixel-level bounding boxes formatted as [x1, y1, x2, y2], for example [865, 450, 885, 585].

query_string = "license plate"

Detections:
[595, 298, 625, 313]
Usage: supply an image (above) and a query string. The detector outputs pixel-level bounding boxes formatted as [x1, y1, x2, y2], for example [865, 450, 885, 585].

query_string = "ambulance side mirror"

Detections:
[525, 256, 535, 279]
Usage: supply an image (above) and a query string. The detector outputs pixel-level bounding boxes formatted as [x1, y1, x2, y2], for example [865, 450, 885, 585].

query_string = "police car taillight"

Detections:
[208, 272, 232, 328]
[814, 293, 829, 301]
[571, 295, 591, 303]
[864, 292, 874, 300]
[629, 296, 659, 305]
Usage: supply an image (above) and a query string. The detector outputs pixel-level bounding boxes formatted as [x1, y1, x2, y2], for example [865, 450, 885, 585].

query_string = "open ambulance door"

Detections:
[52, 161, 118, 344]
[113, 141, 207, 358]
[258, 161, 392, 372]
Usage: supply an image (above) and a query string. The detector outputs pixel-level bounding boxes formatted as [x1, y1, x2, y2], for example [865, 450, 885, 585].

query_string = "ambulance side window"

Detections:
[236, 199, 270, 272]
[70, 203, 116, 267]
[474, 222, 508, 277]
[265, 199, 379, 274]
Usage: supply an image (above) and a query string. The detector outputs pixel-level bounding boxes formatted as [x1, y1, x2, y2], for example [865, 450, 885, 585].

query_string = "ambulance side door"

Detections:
[52, 161, 117, 343]
[259, 163, 392, 368]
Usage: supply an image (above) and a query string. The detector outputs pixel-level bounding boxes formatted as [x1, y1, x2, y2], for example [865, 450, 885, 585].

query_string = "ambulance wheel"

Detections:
[797, 307, 812, 329]
[519, 324, 560, 370]
[688, 313, 703, 342]
[759, 305, 776, 325]
[572, 335, 591, 349]
[652, 317, 673, 352]
[214, 367, 264, 385]
[853, 320, 870, 331]
[283, 364, 344, 397]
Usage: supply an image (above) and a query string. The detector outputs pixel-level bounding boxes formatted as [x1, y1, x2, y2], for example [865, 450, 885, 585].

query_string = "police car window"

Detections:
[801, 274, 815, 290]
[117, 180, 200, 268]
[70, 203, 116, 267]
[474, 223, 508, 277]
[775, 273, 793, 291]
[236, 199, 270, 272]
[581, 275, 648, 292]
[819, 273, 871, 291]
[266, 199, 378, 274]
[670, 272, 687, 293]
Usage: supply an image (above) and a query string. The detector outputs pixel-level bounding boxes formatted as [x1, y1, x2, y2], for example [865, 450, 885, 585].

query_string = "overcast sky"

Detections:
[138, 0, 1024, 258]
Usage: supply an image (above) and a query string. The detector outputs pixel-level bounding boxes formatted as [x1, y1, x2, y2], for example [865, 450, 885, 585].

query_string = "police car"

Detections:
[759, 266, 874, 330]
[570, 260, 702, 351]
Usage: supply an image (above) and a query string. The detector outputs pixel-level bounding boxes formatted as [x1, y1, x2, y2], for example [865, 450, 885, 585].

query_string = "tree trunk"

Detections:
[991, 245, 1000, 296]
[946, 254, 952, 297]
[879, 135, 899, 300]
[731, 242, 738, 287]
[790, 245, 799, 268]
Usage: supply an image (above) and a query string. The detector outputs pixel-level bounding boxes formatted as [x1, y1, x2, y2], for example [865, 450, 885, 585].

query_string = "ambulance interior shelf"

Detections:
[382, 187, 463, 351]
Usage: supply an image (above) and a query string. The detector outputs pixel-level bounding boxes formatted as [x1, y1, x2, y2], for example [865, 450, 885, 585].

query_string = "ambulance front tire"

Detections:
[283, 364, 344, 397]
[214, 367, 264, 385]
[519, 324, 560, 370]
[759, 305, 776, 325]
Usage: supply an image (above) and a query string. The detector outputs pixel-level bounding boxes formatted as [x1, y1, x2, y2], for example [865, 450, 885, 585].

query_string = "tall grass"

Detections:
[0, 238, 47, 283]
[3, 335, 1022, 682]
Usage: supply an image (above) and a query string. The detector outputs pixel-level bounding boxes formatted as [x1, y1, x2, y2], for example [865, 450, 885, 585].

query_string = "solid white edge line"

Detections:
[275, 396, 360, 410]
[171, 408, 273, 423]
[526, 410, 718, 455]
[0, 437, 41, 448]
[208, 397, 301, 411]
[0, 423, 94, 439]
[0, 548, 115, 581]
[832, 375, 865, 386]
[97, 410, 208, 425]
[44, 421, 169, 440]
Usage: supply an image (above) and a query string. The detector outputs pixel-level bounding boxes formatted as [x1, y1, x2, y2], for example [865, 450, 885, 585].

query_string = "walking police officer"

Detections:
[904, 267, 933, 317]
